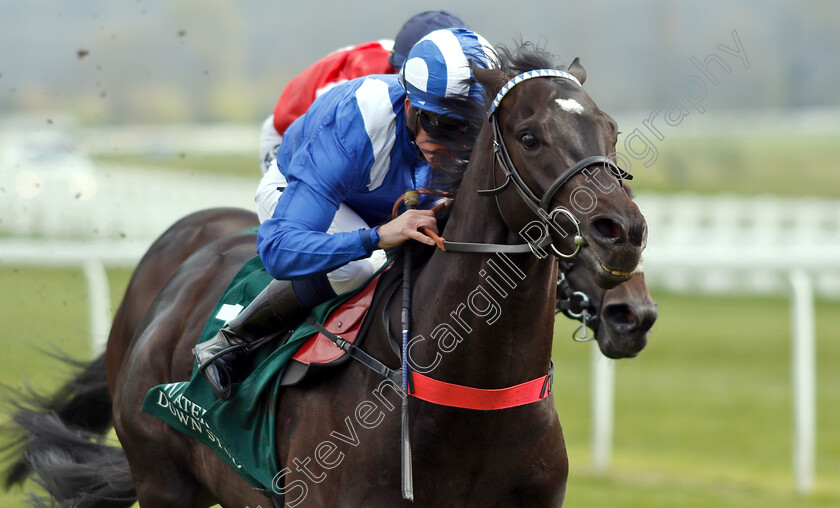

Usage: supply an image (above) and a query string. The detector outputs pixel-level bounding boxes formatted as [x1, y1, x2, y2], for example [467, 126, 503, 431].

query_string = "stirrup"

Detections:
[195, 341, 250, 373]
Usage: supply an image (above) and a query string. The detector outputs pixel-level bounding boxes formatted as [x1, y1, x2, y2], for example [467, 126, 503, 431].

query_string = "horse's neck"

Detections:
[411, 128, 556, 388]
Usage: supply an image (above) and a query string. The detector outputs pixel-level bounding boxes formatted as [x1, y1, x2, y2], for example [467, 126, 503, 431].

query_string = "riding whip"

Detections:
[400, 189, 419, 501]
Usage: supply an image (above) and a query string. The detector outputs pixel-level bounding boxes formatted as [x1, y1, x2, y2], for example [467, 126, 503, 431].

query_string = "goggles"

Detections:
[417, 110, 471, 134]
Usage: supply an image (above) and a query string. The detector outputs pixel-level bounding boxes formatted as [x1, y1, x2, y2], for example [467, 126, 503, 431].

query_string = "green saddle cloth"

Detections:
[142, 255, 382, 494]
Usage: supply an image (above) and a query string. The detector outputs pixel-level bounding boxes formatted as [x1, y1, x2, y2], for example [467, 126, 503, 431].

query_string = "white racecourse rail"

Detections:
[0, 166, 256, 240]
[2, 182, 837, 493]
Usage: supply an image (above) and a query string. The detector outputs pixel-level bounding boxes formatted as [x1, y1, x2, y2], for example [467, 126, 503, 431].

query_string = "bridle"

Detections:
[474, 69, 632, 259]
[394, 70, 632, 342]
[430, 69, 630, 341]
[404, 69, 632, 260]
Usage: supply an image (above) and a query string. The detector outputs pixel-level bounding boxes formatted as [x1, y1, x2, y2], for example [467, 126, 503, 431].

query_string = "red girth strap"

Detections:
[408, 363, 554, 411]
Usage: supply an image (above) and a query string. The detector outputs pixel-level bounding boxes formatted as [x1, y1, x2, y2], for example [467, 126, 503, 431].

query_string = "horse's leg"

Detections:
[114, 332, 267, 508]
[127, 452, 202, 508]
[125, 442, 266, 508]
[113, 345, 205, 508]
[273, 364, 407, 506]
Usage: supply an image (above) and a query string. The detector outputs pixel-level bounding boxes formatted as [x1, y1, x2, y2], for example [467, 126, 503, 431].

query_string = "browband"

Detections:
[490, 69, 582, 114]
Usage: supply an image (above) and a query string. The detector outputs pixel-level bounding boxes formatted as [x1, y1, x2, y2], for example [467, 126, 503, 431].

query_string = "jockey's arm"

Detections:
[257, 178, 379, 280]
[257, 178, 438, 280]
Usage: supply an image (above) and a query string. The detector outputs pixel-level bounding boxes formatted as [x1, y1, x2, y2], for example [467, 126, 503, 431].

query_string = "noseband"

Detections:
[477, 69, 631, 259]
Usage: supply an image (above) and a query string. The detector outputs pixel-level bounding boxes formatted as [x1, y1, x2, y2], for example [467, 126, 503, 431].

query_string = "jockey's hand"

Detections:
[377, 209, 438, 249]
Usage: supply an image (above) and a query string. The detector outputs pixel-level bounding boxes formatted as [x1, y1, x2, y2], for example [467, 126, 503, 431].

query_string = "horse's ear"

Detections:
[568, 57, 587, 85]
[472, 62, 510, 101]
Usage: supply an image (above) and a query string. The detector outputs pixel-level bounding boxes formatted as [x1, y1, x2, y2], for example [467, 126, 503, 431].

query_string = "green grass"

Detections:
[552, 291, 840, 507]
[0, 267, 132, 393]
[620, 134, 840, 198]
[0, 267, 133, 507]
[1, 267, 839, 507]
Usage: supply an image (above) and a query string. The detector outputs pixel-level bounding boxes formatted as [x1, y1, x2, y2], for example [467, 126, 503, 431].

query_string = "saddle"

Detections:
[279, 271, 390, 386]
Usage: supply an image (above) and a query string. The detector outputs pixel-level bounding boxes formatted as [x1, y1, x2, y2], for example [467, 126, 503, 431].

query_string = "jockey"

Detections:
[258, 10, 469, 178]
[194, 28, 499, 400]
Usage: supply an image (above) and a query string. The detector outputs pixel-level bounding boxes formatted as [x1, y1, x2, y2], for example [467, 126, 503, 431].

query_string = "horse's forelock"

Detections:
[495, 40, 563, 75]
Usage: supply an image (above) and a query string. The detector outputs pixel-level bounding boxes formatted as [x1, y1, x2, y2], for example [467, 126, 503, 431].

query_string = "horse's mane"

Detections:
[429, 40, 565, 193]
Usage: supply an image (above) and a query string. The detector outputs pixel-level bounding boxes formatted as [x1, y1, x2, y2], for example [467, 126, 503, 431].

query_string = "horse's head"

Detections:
[473, 51, 647, 289]
[562, 265, 657, 358]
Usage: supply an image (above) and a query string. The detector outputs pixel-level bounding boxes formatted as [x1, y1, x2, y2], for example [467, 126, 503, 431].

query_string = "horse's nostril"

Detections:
[591, 217, 623, 241]
[604, 304, 637, 329]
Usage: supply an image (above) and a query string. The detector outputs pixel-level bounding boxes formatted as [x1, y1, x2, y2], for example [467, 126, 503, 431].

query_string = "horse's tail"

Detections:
[2, 352, 113, 488]
[4, 409, 136, 508]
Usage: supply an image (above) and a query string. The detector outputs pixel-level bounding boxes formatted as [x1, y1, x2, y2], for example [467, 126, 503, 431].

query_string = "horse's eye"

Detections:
[519, 133, 539, 149]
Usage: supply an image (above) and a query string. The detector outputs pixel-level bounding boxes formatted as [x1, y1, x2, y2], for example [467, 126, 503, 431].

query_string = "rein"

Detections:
[390, 189, 553, 255]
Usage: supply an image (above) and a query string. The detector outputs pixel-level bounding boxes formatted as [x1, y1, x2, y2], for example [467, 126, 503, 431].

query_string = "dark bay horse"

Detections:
[2, 208, 656, 496]
[5, 48, 648, 507]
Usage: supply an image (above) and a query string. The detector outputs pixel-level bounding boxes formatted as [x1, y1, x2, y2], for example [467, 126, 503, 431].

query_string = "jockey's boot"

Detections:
[193, 279, 309, 400]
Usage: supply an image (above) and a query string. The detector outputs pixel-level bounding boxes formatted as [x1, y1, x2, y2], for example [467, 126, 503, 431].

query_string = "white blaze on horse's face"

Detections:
[555, 98, 584, 114]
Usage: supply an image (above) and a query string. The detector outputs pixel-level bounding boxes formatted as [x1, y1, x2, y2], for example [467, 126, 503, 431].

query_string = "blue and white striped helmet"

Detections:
[400, 28, 498, 120]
